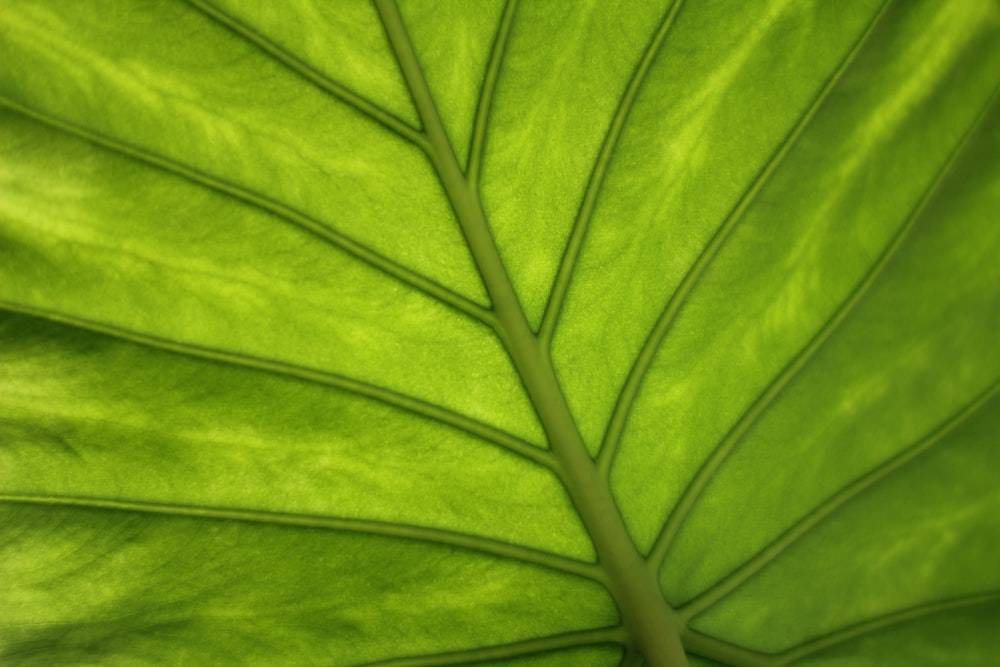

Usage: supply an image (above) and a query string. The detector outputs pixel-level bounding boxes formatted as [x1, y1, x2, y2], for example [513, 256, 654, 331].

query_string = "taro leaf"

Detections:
[1, 0, 999, 665]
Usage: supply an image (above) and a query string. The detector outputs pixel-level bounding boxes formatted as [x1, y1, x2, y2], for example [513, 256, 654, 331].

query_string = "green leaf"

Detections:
[2, 0, 998, 665]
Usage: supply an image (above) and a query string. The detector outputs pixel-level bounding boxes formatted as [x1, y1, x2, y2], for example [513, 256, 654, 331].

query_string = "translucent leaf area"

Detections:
[2, 1, 999, 666]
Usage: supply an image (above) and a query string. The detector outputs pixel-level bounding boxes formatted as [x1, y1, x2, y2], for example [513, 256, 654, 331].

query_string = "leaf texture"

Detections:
[1, 1, 999, 666]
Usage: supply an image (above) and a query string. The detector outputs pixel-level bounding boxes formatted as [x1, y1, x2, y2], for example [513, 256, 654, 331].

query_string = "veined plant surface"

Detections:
[1, 1, 999, 666]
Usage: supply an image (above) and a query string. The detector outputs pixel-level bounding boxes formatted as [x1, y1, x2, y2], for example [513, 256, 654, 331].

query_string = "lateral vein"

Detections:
[681, 629, 777, 667]
[774, 593, 1000, 665]
[181, 0, 428, 149]
[0, 494, 603, 582]
[0, 98, 494, 327]
[539, 0, 686, 347]
[466, 0, 519, 187]
[595, 0, 893, 479]
[647, 67, 999, 571]
[0, 302, 551, 469]
[680, 379, 1000, 620]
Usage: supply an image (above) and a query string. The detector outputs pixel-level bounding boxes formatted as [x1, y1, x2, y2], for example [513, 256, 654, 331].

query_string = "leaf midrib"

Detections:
[374, 1, 690, 664]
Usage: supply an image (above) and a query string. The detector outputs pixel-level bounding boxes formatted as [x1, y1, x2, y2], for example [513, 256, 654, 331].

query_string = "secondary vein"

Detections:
[773, 593, 1000, 665]
[359, 627, 626, 667]
[647, 68, 998, 571]
[679, 379, 1000, 620]
[182, 0, 428, 149]
[595, 0, 893, 479]
[0, 494, 602, 582]
[681, 630, 776, 667]
[466, 0, 519, 187]
[538, 0, 686, 348]
[0, 302, 551, 469]
[0, 99, 494, 327]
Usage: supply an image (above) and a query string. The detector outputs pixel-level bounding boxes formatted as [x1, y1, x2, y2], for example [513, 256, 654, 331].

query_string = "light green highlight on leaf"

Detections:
[1, 0, 998, 665]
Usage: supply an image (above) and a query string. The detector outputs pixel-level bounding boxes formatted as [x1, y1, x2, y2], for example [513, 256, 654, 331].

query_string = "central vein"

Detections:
[374, 2, 689, 665]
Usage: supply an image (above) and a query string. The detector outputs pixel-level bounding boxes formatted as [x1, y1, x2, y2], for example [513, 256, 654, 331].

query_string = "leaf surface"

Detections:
[2, 1, 999, 665]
